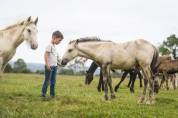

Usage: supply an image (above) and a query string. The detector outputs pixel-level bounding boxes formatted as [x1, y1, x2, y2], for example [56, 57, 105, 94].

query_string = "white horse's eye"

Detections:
[68, 49, 73, 52]
[27, 29, 31, 33]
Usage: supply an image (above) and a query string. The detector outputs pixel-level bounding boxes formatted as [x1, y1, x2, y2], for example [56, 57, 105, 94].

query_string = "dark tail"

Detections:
[150, 46, 159, 74]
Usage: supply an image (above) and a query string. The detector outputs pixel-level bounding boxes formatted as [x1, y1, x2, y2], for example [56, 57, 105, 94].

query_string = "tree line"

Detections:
[4, 58, 86, 75]
[4, 59, 31, 73]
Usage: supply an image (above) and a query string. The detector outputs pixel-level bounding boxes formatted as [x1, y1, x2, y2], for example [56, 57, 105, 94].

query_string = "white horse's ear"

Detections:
[76, 40, 79, 44]
[34, 17, 38, 25]
[74, 40, 79, 48]
[27, 16, 31, 22]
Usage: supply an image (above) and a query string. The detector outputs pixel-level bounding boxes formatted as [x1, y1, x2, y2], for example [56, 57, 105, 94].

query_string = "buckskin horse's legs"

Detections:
[138, 66, 149, 104]
[102, 65, 109, 100]
[107, 65, 115, 99]
[145, 67, 155, 104]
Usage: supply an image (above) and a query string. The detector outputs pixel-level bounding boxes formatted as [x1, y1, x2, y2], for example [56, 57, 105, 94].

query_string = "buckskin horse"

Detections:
[61, 37, 158, 104]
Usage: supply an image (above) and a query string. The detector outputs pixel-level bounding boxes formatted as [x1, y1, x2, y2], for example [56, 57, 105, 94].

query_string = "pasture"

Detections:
[0, 74, 178, 118]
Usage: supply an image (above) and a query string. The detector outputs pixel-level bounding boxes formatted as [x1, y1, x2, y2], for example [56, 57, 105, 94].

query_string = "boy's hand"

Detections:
[46, 64, 51, 71]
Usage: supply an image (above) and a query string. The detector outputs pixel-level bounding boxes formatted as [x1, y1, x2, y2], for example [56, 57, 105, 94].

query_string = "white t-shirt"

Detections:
[45, 44, 59, 66]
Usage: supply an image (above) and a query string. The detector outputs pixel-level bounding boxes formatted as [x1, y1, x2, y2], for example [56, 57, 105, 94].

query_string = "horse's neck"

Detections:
[77, 42, 102, 60]
[171, 60, 178, 67]
[2, 26, 25, 49]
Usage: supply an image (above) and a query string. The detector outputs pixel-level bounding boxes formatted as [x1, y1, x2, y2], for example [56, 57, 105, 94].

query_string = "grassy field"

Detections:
[0, 74, 178, 118]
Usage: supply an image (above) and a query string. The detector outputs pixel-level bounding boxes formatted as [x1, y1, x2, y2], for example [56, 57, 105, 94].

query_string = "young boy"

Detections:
[41, 30, 63, 98]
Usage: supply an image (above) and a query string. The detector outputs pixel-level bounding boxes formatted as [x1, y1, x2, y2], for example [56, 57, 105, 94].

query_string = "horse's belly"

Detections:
[111, 59, 136, 70]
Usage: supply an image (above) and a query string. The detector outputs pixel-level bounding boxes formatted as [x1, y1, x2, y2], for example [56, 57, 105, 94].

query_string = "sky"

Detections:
[0, 0, 178, 64]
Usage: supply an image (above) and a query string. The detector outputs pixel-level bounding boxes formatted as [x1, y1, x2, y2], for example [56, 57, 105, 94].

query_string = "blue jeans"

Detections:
[42, 66, 57, 97]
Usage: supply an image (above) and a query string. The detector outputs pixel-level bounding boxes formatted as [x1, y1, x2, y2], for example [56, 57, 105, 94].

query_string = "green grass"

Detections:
[0, 74, 178, 118]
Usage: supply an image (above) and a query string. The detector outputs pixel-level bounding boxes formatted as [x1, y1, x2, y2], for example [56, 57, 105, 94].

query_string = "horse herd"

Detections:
[0, 17, 177, 105]
[85, 56, 178, 93]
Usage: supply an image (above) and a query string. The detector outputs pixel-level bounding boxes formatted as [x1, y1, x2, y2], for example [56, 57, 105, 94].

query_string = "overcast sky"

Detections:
[1, 0, 178, 64]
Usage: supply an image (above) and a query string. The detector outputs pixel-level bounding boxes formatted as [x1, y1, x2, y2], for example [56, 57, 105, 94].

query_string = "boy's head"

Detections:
[52, 30, 64, 45]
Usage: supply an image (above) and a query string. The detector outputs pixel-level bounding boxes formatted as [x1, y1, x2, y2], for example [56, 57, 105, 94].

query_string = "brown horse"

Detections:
[155, 58, 178, 90]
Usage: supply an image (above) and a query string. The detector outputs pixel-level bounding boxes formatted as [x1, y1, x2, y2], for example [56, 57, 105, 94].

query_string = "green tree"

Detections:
[13, 59, 29, 73]
[159, 34, 178, 56]
[4, 63, 13, 73]
[35, 70, 45, 74]
[59, 68, 74, 75]
[158, 44, 170, 55]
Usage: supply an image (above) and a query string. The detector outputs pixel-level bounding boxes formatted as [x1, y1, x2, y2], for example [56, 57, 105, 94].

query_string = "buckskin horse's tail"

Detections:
[150, 46, 159, 74]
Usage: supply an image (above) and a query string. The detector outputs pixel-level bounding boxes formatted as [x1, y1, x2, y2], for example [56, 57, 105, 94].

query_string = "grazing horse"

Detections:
[61, 37, 158, 104]
[85, 61, 143, 93]
[85, 61, 105, 91]
[0, 16, 38, 76]
[114, 67, 143, 93]
[155, 59, 178, 90]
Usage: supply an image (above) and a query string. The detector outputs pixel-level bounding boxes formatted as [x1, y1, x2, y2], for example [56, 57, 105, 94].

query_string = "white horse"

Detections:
[0, 16, 38, 76]
[61, 37, 158, 104]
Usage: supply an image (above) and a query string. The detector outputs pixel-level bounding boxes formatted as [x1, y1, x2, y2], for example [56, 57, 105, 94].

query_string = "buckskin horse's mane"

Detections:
[69, 37, 112, 44]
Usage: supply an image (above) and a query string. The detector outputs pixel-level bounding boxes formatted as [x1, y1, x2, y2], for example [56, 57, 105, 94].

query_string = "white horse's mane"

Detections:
[0, 21, 23, 31]
[1, 19, 34, 31]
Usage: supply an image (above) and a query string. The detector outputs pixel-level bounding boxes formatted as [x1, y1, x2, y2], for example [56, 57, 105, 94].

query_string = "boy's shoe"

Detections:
[50, 95, 55, 98]
[41, 94, 46, 97]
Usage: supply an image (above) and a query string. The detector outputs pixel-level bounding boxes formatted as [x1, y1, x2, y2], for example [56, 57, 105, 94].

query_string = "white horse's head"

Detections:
[61, 40, 79, 65]
[22, 16, 38, 49]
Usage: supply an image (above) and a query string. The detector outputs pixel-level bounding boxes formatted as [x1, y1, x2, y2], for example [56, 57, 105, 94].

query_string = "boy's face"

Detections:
[53, 37, 62, 45]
